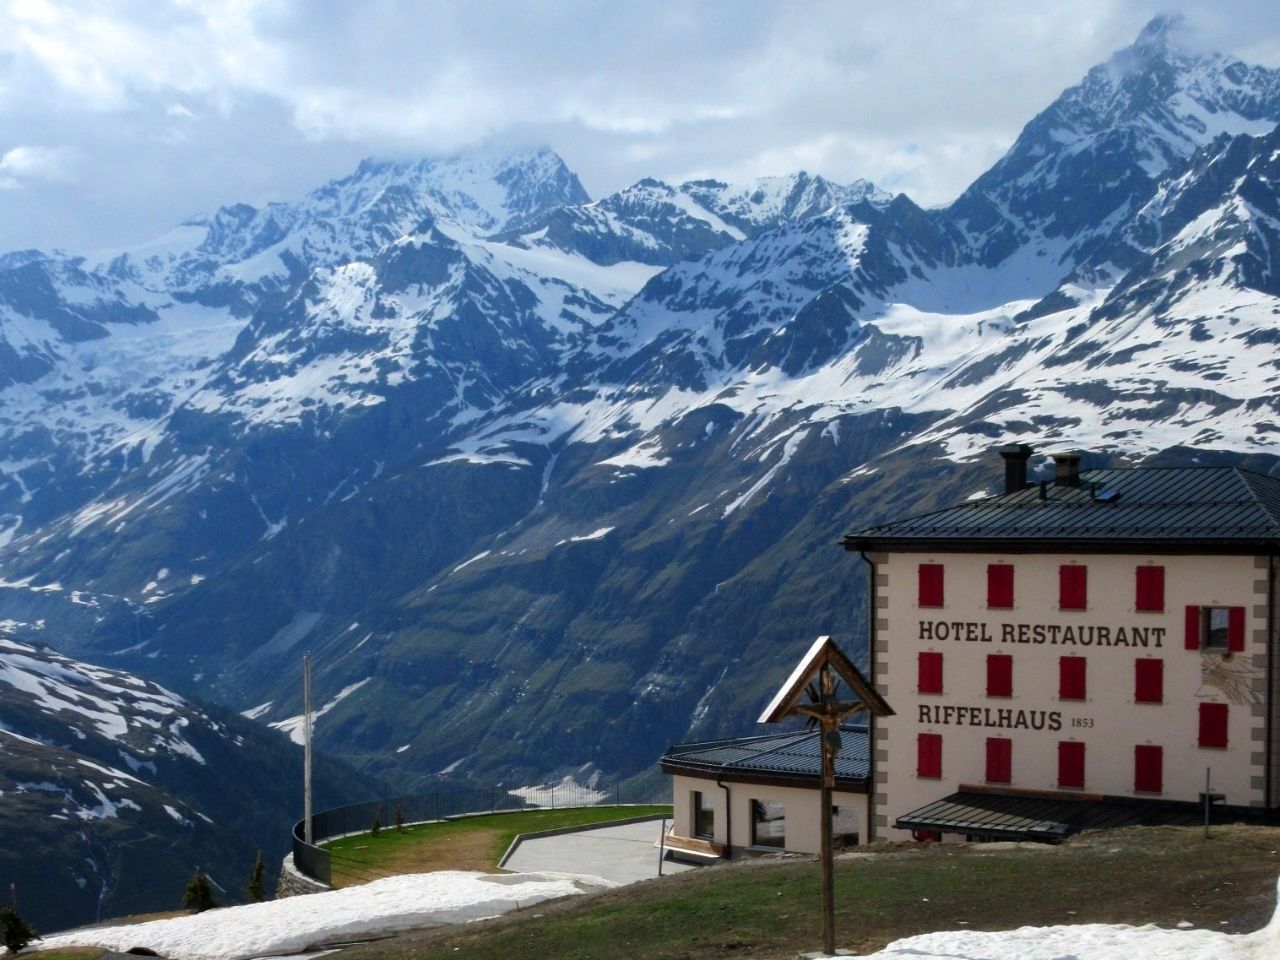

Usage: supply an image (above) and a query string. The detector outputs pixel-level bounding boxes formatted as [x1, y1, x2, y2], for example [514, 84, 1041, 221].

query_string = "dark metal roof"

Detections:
[896, 790, 1204, 843]
[661, 726, 870, 786]
[844, 467, 1280, 551]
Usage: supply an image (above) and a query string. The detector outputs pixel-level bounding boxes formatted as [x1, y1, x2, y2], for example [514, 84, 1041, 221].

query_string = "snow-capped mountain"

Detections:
[108, 147, 591, 295]
[0, 145, 652, 566]
[1, 17, 1279, 810]
[500, 171, 890, 267]
[0, 637, 370, 931]
[951, 14, 1280, 274]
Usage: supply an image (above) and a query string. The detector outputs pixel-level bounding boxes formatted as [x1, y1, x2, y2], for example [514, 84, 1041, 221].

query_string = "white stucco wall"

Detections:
[869, 551, 1274, 841]
[670, 773, 869, 854]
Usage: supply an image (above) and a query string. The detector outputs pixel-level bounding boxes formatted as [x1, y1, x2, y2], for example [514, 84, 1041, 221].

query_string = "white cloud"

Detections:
[0, 145, 79, 190]
[0, 0, 1276, 250]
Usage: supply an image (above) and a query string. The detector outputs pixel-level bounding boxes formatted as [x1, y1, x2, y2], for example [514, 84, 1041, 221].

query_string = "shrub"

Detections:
[0, 905, 37, 952]
[394, 802, 405, 832]
[370, 812, 382, 838]
[182, 870, 218, 912]
[247, 851, 267, 903]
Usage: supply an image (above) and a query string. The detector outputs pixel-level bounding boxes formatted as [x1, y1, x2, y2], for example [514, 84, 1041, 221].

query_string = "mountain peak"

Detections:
[328, 146, 588, 233]
[1132, 13, 1185, 59]
[949, 13, 1280, 269]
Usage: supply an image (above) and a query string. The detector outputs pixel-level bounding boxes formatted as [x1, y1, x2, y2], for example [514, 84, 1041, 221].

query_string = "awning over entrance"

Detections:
[896, 790, 1203, 843]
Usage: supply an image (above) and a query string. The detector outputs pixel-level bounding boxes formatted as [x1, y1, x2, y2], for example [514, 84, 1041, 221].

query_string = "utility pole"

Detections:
[303, 652, 314, 845]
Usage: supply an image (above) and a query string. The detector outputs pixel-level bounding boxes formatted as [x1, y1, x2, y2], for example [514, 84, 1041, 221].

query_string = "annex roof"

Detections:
[660, 726, 870, 789]
[843, 466, 1280, 553]
[895, 789, 1205, 843]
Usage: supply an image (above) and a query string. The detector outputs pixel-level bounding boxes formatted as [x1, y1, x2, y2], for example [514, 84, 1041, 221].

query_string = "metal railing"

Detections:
[292, 773, 671, 885]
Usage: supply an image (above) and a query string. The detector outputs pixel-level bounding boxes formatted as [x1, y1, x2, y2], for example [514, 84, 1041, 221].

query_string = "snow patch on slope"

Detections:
[270, 678, 371, 745]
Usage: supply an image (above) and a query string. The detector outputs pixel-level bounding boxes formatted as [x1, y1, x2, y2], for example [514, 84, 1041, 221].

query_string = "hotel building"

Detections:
[842, 446, 1280, 841]
[661, 446, 1280, 855]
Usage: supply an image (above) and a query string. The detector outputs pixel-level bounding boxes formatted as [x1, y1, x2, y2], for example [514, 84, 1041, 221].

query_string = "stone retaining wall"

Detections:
[274, 853, 331, 899]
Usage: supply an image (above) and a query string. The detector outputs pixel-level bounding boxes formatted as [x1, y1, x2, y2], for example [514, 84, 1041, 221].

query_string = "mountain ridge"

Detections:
[0, 636, 372, 932]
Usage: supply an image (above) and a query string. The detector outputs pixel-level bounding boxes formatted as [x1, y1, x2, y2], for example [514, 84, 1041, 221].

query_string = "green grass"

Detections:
[324, 805, 672, 887]
[336, 823, 1280, 960]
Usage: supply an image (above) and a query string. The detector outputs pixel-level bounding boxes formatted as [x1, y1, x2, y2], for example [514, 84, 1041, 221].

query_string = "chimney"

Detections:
[999, 444, 1033, 495]
[1053, 451, 1082, 488]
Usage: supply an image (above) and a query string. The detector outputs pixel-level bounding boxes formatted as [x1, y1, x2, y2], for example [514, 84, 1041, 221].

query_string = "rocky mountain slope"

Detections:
[1, 17, 1279, 797]
[0, 636, 370, 932]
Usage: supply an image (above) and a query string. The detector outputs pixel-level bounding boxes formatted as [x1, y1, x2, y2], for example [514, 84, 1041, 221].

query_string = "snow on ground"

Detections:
[853, 883, 1280, 960]
[40, 870, 613, 960]
[33, 865, 1280, 960]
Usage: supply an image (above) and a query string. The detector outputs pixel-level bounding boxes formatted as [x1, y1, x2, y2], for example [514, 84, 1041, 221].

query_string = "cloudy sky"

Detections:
[1, 0, 1279, 253]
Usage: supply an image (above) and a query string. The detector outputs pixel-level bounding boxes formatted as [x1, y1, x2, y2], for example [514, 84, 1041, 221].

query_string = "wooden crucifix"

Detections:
[759, 636, 894, 957]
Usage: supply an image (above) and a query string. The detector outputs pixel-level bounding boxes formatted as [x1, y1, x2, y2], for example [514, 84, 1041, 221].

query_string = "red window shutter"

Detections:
[1058, 741, 1085, 789]
[986, 654, 1013, 697]
[1135, 566, 1165, 612]
[917, 733, 942, 778]
[1059, 656, 1086, 700]
[1059, 565, 1087, 610]
[918, 652, 943, 695]
[1199, 703, 1229, 748]
[1134, 745, 1163, 793]
[1185, 605, 1201, 650]
[918, 564, 944, 608]
[985, 737, 1012, 783]
[987, 564, 1014, 609]
[1228, 606, 1246, 652]
[1134, 658, 1163, 704]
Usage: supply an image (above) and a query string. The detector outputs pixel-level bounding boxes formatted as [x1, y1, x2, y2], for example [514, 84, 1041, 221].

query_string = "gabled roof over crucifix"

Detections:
[758, 635, 894, 725]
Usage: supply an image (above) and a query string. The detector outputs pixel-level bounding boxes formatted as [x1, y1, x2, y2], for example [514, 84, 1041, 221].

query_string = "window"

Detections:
[750, 799, 785, 848]
[918, 652, 944, 694]
[1134, 658, 1163, 704]
[1059, 565, 1087, 610]
[985, 737, 1012, 783]
[918, 564, 944, 608]
[693, 790, 714, 839]
[987, 563, 1014, 609]
[1135, 565, 1165, 612]
[986, 654, 1013, 698]
[1186, 605, 1246, 652]
[1058, 741, 1085, 789]
[833, 805, 859, 847]
[1204, 608, 1231, 650]
[1134, 745, 1163, 793]
[1059, 656, 1086, 701]
[917, 733, 942, 778]
[1199, 703, 1229, 749]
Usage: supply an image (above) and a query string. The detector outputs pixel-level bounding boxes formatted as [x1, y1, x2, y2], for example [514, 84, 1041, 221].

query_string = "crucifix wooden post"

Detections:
[759, 636, 894, 957]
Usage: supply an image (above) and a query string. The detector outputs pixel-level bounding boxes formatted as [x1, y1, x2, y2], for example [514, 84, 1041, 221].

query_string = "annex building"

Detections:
[842, 446, 1280, 842]
[661, 726, 870, 859]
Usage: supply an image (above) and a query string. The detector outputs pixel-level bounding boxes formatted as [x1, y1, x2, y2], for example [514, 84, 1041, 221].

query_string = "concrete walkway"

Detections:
[503, 818, 695, 885]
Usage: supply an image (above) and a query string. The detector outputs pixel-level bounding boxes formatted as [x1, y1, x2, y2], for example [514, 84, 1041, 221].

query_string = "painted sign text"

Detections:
[918, 620, 1165, 648]
[917, 703, 1063, 731]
